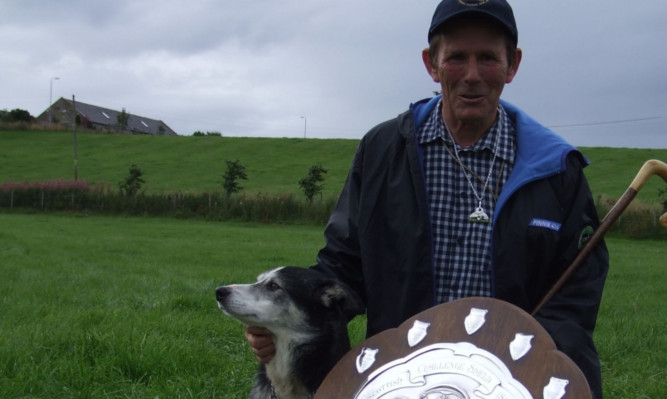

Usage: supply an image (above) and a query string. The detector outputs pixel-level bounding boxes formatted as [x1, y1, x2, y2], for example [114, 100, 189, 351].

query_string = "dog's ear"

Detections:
[317, 280, 365, 318]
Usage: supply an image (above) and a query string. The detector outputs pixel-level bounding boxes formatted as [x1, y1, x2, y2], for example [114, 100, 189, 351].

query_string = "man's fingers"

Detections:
[244, 326, 276, 364]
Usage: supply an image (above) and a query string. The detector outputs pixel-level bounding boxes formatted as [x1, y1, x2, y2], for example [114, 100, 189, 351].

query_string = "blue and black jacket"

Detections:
[313, 96, 609, 398]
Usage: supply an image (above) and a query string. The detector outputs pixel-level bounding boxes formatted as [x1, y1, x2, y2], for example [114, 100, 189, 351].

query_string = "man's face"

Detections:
[424, 19, 521, 132]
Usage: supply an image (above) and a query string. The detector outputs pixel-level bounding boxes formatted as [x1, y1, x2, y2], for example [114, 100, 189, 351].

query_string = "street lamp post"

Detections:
[300, 116, 307, 138]
[49, 77, 60, 127]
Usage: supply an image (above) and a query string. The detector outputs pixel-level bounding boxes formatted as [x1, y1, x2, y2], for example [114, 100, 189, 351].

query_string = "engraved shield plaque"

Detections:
[353, 342, 532, 399]
[315, 297, 591, 399]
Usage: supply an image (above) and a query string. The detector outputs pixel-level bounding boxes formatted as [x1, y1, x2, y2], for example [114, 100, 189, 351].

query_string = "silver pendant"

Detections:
[469, 206, 490, 223]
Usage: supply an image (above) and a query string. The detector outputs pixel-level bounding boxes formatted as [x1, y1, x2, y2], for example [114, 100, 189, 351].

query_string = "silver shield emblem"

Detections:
[509, 333, 534, 361]
[355, 347, 379, 374]
[464, 307, 488, 335]
[543, 377, 569, 399]
[407, 320, 431, 347]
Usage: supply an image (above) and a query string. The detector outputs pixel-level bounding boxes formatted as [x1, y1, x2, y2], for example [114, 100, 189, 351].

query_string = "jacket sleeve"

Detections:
[534, 154, 609, 399]
[311, 139, 368, 311]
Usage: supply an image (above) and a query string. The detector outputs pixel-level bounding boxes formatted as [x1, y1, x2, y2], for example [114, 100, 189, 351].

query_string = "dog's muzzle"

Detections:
[215, 286, 232, 302]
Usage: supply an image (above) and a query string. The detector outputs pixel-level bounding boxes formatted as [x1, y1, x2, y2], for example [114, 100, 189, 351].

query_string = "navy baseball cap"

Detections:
[428, 0, 518, 45]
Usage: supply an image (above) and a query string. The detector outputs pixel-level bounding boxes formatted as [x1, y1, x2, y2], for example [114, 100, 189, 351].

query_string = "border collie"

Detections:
[216, 266, 363, 399]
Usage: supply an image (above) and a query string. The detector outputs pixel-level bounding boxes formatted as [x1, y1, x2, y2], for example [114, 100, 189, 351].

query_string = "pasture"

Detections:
[1, 213, 665, 398]
[1, 130, 666, 205]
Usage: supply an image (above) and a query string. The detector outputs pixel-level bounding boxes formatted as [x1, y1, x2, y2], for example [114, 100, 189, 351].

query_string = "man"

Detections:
[246, 0, 608, 397]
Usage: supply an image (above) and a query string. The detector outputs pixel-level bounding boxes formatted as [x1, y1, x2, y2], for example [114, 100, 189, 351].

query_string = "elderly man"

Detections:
[246, 1, 608, 397]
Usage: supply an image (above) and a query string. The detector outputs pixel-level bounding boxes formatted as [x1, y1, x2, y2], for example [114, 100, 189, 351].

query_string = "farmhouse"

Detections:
[36, 97, 178, 135]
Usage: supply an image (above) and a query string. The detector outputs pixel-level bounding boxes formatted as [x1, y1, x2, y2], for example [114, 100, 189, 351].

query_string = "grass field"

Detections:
[1, 130, 666, 205]
[0, 131, 359, 197]
[1, 213, 665, 398]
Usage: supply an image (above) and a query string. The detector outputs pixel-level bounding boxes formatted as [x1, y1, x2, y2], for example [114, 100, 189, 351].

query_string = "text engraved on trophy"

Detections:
[354, 342, 532, 399]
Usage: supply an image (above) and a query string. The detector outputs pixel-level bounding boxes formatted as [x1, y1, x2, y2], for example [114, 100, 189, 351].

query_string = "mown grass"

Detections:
[0, 213, 327, 398]
[0, 213, 664, 398]
[0, 131, 359, 197]
[597, 239, 667, 397]
[1, 130, 665, 206]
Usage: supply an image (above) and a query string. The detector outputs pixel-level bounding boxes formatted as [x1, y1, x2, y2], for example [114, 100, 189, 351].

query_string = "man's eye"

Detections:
[446, 54, 465, 62]
[479, 53, 499, 64]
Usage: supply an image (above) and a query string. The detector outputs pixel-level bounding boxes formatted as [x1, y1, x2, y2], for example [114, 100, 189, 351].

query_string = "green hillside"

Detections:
[1, 130, 665, 205]
[0, 130, 358, 197]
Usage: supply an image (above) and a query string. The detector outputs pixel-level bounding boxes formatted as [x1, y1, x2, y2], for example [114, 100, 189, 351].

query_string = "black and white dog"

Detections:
[216, 266, 364, 399]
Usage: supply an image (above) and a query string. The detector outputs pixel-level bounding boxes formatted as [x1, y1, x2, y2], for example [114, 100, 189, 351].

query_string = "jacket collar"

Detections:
[408, 96, 587, 222]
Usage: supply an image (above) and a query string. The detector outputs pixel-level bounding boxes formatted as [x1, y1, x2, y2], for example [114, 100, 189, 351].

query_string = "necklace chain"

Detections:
[443, 111, 501, 222]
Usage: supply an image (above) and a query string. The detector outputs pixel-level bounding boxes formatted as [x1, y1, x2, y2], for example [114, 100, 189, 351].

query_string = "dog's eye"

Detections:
[267, 282, 281, 291]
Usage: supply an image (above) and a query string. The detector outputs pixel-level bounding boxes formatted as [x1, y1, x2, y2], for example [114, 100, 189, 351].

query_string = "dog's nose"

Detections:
[216, 286, 231, 302]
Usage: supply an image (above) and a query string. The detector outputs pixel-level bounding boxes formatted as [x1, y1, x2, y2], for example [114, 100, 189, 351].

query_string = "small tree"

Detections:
[222, 159, 248, 198]
[3, 108, 34, 123]
[119, 164, 145, 198]
[117, 108, 130, 131]
[299, 164, 328, 203]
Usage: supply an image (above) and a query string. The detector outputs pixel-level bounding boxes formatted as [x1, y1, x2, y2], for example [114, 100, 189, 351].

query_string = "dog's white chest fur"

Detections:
[265, 334, 312, 399]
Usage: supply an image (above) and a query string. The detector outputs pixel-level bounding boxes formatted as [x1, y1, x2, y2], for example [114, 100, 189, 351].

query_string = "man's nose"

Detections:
[462, 58, 482, 84]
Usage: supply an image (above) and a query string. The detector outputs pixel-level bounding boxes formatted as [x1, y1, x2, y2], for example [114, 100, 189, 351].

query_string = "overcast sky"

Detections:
[1, 0, 665, 148]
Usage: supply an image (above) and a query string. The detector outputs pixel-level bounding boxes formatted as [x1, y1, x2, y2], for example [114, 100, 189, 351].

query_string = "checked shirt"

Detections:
[417, 100, 516, 303]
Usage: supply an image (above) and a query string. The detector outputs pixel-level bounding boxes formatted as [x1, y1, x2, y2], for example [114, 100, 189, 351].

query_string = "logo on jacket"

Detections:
[529, 218, 562, 232]
[578, 226, 594, 249]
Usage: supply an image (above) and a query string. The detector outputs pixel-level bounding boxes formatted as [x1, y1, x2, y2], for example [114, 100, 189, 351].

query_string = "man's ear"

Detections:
[317, 280, 365, 317]
[422, 48, 441, 83]
[505, 47, 522, 84]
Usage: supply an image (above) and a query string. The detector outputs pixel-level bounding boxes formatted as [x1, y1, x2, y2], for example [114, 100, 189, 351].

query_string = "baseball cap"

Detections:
[428, 0, 518, 45]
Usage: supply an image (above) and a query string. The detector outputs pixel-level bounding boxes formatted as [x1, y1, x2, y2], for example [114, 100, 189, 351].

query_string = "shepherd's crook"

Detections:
[532, 159, 667, 316]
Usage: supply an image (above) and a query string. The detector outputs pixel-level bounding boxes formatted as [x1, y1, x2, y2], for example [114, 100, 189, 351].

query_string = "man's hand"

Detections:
[244, 326, 276, 364]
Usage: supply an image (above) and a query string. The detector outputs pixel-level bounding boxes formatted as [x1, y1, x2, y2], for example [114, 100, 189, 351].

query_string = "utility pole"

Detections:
[300, 116, 307, 138]
[72, 95, 78, 181]
[49, 77, 59, 127]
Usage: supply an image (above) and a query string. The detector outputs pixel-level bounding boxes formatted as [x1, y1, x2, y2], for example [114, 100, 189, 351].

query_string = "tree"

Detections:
[117, 108, 130, 131]
[118, 164, 145, 198]
[1, 108, 33, 123]
[222, 160, 248, 198]
[299, 164, 328, 203]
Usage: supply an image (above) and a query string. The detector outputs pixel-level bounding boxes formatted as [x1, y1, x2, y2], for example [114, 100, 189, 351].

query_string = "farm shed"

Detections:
[37, 97, 178, 136]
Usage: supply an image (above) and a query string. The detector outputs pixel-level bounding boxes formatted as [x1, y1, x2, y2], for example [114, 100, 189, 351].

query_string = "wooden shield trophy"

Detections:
[314, 160, 667, 399]
[315, 297, 589, 399]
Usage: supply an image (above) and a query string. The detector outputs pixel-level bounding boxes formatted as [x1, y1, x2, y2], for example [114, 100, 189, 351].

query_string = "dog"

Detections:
[216, 266, 364, 399]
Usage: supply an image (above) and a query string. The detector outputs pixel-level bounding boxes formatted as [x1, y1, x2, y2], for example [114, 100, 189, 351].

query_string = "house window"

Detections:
[140, 120, 149, 128]
[101, 111, 110, 119]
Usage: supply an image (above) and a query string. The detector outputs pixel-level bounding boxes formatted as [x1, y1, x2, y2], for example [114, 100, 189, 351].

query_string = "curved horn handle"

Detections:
[627, 159, 667, 228]
[532, 159, 667, 315]
[629, 159, 667, 192]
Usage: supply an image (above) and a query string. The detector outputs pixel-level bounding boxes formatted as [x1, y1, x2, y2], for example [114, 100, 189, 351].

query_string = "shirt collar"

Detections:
[417, 99, 515, 162]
